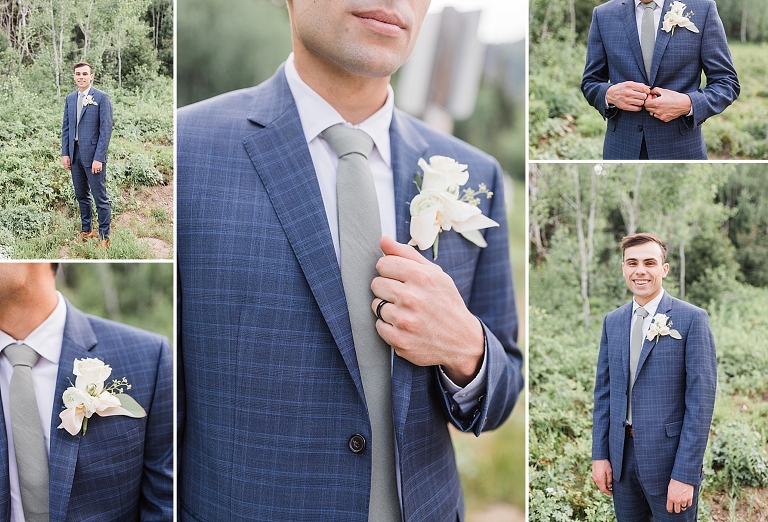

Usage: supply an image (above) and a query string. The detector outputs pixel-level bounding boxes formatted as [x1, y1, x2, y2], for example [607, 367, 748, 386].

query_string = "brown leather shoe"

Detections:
[99, 238, 110, 249]
[80, 230, 97, 241]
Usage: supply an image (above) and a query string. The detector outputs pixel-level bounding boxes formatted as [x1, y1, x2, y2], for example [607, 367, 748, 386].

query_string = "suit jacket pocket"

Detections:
[665, 420, 683, 438]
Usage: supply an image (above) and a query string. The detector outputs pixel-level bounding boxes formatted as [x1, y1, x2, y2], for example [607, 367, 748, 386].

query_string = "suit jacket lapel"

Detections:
[0, 397, 10, 522]
[621, 0, 648, 82]
[47, 303, 96, 522]
[650, 0, 672, 85]
[242, 67, 367, 403]
[636, 292, 673, 377]
[388, 112, 431, 438]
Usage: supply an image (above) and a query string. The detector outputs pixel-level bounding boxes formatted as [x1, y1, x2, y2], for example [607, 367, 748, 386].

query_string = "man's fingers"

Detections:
[380, 236, 430, 265]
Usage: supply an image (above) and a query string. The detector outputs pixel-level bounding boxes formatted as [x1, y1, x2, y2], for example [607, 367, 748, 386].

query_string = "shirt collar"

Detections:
[78, 86, 91, 97]
[284, 53, 393, 167]
[636, 0, 661, 10]
[0, 291, 66, 364]
[632, 288, 665, 317]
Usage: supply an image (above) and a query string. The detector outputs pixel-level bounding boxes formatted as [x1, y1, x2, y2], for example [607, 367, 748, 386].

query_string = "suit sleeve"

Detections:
[62, 96, 70, 157]
[94, 92, 113, 163]
[592, 318, 611, 461]
[671, 309, 717, 486]
[687, 1, 740, 125]
[439, 159, 524, 436]
[139, 337, 173, 521]
[581, 8, 617, 120]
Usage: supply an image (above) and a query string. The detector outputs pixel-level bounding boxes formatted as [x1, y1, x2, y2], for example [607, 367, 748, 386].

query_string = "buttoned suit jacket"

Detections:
[581, 0, 739, 159]
[61, 88, 113, 165]
[177, 65, 524, 522]
[592, 292, 717, 497]
[0, 301, 173, 521]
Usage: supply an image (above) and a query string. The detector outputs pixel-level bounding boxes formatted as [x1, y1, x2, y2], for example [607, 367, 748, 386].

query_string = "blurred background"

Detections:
[177, 0, 526, 519]
[528, 164, 768, 521]
[529, 0, 768, 159]
[56, 262, 173, 342]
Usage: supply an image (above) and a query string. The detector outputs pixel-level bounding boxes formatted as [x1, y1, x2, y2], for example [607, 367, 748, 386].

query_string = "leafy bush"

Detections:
[710, 421, 768, 491]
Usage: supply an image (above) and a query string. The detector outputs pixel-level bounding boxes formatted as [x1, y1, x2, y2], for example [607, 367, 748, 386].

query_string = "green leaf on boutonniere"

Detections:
[670, 329, 682, 340]
[414, 172, 423, 192]
[432, 233, 439, 260]
[116, 394, 147, 417]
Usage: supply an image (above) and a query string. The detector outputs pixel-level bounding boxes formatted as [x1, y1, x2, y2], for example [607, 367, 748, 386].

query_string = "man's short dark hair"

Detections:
[51, 263, 59, 275]
[73, 62, 92, 73]
[621, 233, 667, 263]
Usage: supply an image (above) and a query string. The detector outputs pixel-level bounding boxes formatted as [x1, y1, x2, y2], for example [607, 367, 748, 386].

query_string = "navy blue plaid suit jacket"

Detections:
[582, 0, 739, 159]
[0, 301, 173, 521]
[61, 88, 113, 165]
[592, 292, 717, 497]
[177, 65, 524, 522]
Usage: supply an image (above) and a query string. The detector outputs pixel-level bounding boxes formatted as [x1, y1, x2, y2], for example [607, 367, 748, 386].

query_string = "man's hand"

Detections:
[62, 156, 71, 170]
[644, 87, 692, 122]
[667, 478, 694, 514]
[371, 236, 484, 387]
[606, 82, 651, 112]
[91, 160, 103, 174]
[592, 459, 613, 496]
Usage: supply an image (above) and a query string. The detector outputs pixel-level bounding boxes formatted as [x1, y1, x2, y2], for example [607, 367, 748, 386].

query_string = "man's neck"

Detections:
[293, 51, 390, 125]
[78, 85, 90, 94]
[0, 289, 58, 341]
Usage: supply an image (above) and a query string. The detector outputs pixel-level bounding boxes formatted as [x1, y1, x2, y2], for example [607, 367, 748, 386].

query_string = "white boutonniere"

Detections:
[82, 94, 98, 106]
[408, 156, 499, 260]
[57, 357, 146, 436]
[662, 1, 699, 34]
[646, 313, 682, 344]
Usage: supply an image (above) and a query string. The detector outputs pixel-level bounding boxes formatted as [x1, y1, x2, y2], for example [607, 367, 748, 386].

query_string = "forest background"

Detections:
[178, 0, 527, 519]
[529, 0, 768, 159]
[529, 163, 768, 521]
[0, 0, 174, 259]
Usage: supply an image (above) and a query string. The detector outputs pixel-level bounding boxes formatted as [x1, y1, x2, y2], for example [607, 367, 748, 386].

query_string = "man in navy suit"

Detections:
[61, 62, 113, 248]
[592, 233, 717, 521]
[582, 0, 739, 159]
[177, 0, 523, 520]
[0, 263, 173, 521]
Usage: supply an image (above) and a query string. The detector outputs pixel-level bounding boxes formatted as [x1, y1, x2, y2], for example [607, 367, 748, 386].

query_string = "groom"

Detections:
[581, 0, 739, 159]
[0, 263, 173, 521]
[61, 62, 113, 248]
[177, 0, 523, 520]
[592, 233, 717, 521]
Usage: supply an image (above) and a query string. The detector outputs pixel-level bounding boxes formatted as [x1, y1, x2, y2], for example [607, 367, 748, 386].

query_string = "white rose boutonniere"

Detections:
[408, 156, 499, 259]
[82, 94, 98, 106]
[646, 313, 682, 344]
[57, 357, 147, 436]
[662, 1, 699, 34]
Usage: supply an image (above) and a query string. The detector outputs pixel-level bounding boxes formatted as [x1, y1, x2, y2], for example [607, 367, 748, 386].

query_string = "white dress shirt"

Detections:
[283, 54, 487, 411]
[631, 288, 666, 343]
[0, 292, 66, 522]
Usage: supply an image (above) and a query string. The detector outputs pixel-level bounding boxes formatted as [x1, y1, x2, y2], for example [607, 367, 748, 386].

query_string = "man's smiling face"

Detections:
[622, 241, 669, 305]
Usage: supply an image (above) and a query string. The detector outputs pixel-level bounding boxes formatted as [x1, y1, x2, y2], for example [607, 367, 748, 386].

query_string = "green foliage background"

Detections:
[528, 0, 768, 159]
[529, 163, 768, 520]
[56, 262, 173, 342]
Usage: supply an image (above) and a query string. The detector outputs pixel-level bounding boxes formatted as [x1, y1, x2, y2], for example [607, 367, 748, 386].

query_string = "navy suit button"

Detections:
[348, 434, 366, 453]
[637, 125, 643, 131]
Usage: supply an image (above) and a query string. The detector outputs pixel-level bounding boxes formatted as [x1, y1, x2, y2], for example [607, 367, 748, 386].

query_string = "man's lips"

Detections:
[354, 9, 406, 35]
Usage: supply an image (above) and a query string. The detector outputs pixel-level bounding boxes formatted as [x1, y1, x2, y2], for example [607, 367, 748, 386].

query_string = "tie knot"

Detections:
[323, 124, 374, 160]
[635, 306, 649, 319]
[4, 344, 40, 368]
[643, 1, 656, 10]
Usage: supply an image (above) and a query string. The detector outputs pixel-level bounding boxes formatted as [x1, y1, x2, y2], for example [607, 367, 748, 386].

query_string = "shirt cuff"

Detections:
[438, 344, 488, 417]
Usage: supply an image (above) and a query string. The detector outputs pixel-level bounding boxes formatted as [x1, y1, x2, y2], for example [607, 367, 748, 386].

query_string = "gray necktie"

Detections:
[76, 91, 84, 141]
[627, 306, 648, 425]
[323, 124, 401, 522]
[641, 1, 657, 81]
[5, 344, 49, 522]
